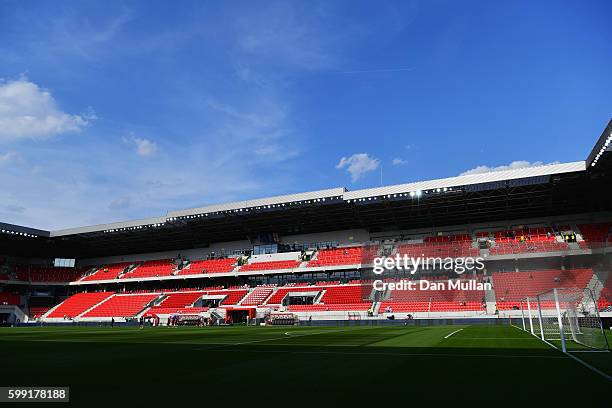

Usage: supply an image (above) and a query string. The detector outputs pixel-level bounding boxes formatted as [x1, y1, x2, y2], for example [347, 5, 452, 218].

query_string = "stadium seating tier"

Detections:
[83, 294, 159, 318]
[239, 260, 300, 272]
[307, 247, 364, 267]
[178, 258, 236, 275]
[47, 292, 114, 318]
[492, 269, 593, 310]
[119, 260, 175, 279]
[81, 262, 132, 281]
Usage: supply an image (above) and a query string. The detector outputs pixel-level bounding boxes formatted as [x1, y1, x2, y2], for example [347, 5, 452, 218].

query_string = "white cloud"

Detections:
[0, 141, 266, 230]
[206, 98, 288, 132]
[0, 151, 20, 164]
[0, 4, 423, 230]
[123, 135, 158, 157]
[336, 153, 380, 182]
[45, 9, 133, 60]
[233, 63, 269, 88]
[392, 158, 408, 166]
[0, 79, 90, 141]
[254, 144, 299, 160]
[133, 137, 158, 157]
[205, 97, 299, 165]
[460, 160, 560, 176]
[234, 3, 339, 70]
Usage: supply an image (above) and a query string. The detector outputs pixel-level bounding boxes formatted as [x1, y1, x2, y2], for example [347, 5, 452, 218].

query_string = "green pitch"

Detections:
[0, 324, 609, 407]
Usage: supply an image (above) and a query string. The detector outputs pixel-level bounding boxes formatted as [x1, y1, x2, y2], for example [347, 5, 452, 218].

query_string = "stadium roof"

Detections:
[14, 160, 587, 238]
[344, 161, 585, 201]
[586, 117, 612, 169]
[1, 118, 611, 258]
[0, 222, 50, 238]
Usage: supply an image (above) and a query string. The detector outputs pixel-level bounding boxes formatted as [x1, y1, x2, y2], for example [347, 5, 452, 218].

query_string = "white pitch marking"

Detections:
[226, 328, 355, 347]
[565, 352, 612, 381]
[443, 328, 464, 339]
[510, 321, 612, 381]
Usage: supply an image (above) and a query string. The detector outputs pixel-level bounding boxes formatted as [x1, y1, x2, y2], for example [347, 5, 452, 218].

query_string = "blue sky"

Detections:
[0, 0, 610, 230]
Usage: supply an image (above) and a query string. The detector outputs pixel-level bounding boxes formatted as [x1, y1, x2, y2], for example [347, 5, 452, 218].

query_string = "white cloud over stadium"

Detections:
[0, 79, 91, 141]
[460, 160, 561, 176]
[336, 153, 380, 182]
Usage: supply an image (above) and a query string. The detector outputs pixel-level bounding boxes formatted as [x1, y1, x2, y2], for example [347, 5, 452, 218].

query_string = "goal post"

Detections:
[525, 287, 609, 352]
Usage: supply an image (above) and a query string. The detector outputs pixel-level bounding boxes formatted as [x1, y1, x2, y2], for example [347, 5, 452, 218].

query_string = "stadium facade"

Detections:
[1, 119, 611, 327]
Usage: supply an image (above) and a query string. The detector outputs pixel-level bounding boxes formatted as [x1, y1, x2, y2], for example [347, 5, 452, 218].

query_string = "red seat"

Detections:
[239, 260, 300, 272]
[80, 262, 132, 281]
[83, 294, 159, 317]
[47, 292, 114, 318]
[156, 291, 206, 308]
[307, 247, 364, 267]
[577, 223, 611, 249]
[381, 276, 486, 312]
[16, 265, 90, 282]
[288, 303, 371, 311]
[598, 275, 612, 311]
[491, 269, 593, 310]
[0, 292, 20, 305]
[178, 258, 236, 275]
[397, 234, 479, 258]
[120, 260, 175, 279]
[204, 289, 249, 305]
[29, 306, 51, 318]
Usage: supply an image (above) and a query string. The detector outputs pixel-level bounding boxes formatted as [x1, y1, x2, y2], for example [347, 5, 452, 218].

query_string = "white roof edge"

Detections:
[344, 161, 586, 200]
[50, 216, 168, 237]
[167, 187, 347, 218]
[49, 188, 347, 236]
[48, 161, 586, 236]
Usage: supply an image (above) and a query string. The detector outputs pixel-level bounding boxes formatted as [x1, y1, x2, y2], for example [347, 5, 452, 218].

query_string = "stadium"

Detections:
[1, 118, 611, 404]
[2, 2, 612, 405]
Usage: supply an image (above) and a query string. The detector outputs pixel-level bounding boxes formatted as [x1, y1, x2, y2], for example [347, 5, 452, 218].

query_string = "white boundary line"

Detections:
[194, 327, 367, 350]
[457, 337, 534, 340]
[443, 328, 464, 339]
[510, 323, 611, 381]
[565, 351, 612, 381]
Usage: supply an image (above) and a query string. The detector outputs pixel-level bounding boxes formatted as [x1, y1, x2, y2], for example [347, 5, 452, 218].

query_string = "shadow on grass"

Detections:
[1, 340, 610, 407]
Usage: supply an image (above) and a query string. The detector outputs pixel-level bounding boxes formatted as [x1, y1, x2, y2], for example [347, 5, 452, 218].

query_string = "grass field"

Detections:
[0, 324, 610, 406]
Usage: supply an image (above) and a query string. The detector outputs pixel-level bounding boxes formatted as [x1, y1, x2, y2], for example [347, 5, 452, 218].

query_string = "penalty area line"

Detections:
[510, 322, 612, 381]
[565, 352, 612, 382]
[443, 328, 464, 339]
[194, 327, 360, 350]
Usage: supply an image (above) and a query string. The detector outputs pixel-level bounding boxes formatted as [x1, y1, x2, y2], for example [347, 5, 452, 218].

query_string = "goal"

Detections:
[517, 287, 609, 352]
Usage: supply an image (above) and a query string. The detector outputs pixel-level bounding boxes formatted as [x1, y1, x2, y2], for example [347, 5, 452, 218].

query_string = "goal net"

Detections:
[518, 288, 609, 352]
